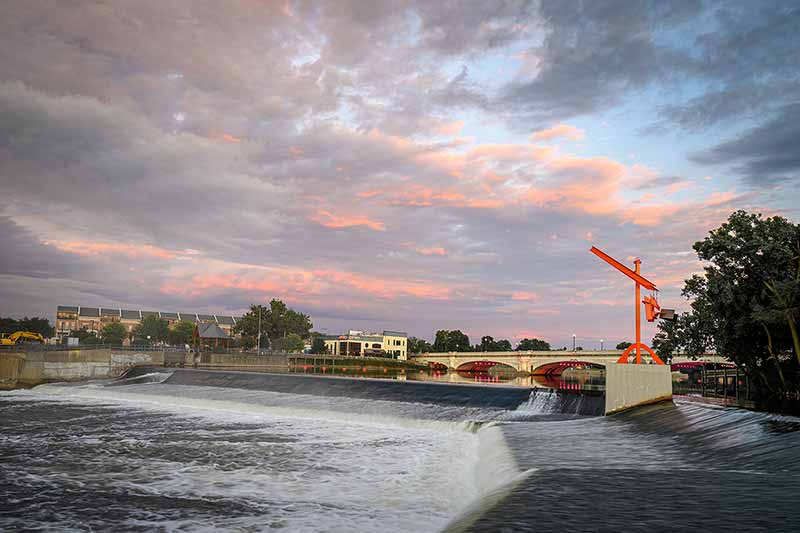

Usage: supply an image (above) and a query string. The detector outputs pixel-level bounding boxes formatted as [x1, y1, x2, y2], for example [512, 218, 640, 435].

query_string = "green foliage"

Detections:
[659, 210, 800, 400]
[476, 336, 512, 351]
[516, 338, 551, 351]
[495, 339, 512, 351]
[100, 322, 127, 345]
[233, 299, 312, 350]
[273, 333, 305, 353]
[433, 330, 471, 352]
[310, 336, 328, 354]
[70, 328, 99, 345]
[168, 320, 196, 346]
[408, 337, 433, 354]
[615, 341, 632, 350]
[0, 316, 54, 337]
[133, 315, 170, 344]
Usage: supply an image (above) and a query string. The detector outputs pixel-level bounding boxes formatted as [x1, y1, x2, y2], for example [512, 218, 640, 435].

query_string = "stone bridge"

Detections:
[409, 350, 727, 374]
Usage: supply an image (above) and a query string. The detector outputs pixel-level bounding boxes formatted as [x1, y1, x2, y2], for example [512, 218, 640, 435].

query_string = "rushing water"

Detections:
[2, 369, 799, 532]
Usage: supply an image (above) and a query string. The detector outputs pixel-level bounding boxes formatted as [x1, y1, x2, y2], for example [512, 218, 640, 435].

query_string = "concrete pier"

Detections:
[604, 363, 672, 415]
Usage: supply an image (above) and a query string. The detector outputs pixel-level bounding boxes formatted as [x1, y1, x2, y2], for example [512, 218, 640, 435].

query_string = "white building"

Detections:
[322, 330, 407, 360]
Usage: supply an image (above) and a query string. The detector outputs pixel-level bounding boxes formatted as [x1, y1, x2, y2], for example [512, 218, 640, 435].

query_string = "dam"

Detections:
[1, 368, 799, 531]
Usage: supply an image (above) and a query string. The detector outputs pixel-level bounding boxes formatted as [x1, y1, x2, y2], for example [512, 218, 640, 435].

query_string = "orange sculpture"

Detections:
[590, 246, 665, 365]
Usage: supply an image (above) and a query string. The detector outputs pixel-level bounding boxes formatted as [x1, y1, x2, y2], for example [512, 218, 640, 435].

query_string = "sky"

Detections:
[1, 0, 798, 349]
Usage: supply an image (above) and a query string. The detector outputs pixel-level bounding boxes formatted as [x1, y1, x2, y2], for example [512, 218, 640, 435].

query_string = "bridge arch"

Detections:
[532, 360, 605, 376]
[456, 360, 519, 373]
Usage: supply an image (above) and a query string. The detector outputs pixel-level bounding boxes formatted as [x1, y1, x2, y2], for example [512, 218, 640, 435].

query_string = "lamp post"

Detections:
[572, 334, 576, 352]
[256, 306, 262, 355]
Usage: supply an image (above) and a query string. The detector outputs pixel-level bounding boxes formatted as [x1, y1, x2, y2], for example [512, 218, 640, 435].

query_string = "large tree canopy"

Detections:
[656, 210, 800, 399]
[408, 337, 432, 354]
[100, 322, 127, 345]
[132, 315, 170, 344]
[516, 338, 551, 351]
[432, 330, 471, 352]
[233, 299, 312, 351]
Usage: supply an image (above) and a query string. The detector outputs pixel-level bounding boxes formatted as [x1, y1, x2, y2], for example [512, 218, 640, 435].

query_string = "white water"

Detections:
[2, 383, 524, 532]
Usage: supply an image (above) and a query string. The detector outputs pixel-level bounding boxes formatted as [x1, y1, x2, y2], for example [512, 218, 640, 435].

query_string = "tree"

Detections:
[168, 320, 196, 346]
[495, 339, 513, 351]
[100, 322, 127, 345]
[664, 210, 800, 402]
[70, 328, 99, 345]
[233, 300, 313, 350]
[479, 335, 495, 351]
[310, 337, 329, 354]
[516, 338, 551, 351]
[273, 333, 305, 353]
[133, 315, 170, 344]
[432, 330, 471, 352]
[408, 337, 432, 354]
[616, 341, 632, 350]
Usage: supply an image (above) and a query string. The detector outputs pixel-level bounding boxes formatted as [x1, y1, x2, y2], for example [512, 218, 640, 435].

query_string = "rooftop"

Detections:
[58, 305, 241, 325]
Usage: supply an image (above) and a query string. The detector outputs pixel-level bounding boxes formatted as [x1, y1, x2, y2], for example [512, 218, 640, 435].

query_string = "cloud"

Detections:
[497, 1, 703, 125]
[310, 210, 386, 231]
[0, 1, 791, 346]
[46, 241, 178, 260]
[0, 81, 290, 253]
[691, 104, 800, 187]
[530, 124, 585, 142]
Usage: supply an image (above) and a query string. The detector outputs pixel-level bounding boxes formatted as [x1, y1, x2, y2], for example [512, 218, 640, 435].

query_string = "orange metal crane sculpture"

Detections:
[590, 246, 666, 365]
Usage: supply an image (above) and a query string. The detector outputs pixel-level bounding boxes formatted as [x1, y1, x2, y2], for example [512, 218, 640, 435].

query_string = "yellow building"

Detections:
[55, 305, 240, 339]
[323, 330, 407, 360]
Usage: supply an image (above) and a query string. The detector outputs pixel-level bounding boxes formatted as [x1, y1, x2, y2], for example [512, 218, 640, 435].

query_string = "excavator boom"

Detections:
[0, 331, 45, 346]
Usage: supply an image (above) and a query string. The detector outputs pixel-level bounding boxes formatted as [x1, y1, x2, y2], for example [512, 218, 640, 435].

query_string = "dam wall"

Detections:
[604, 363, 672, 415]
[0, 349, 164, 388]
[139, 367, 536, 410]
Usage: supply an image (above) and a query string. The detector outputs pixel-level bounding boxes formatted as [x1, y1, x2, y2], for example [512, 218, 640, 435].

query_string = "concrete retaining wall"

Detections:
[1, 349, 165, 388]
[604, 363, 672, 415]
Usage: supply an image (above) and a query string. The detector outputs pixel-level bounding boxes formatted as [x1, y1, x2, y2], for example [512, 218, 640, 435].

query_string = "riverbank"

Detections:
[0, 348, 429, 389]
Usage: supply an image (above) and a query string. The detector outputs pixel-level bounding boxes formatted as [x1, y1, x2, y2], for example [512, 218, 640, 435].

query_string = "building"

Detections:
[55, 305, 241, 339]
[196, 322, 231, 350]
[323, 330, 407, 360]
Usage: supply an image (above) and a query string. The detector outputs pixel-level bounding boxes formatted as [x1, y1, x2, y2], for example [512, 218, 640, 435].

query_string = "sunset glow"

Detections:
[1, 1, 798, 347]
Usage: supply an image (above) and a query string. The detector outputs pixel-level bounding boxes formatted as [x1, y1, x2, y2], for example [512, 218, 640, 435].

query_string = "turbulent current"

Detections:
[2, 368, 800, 532]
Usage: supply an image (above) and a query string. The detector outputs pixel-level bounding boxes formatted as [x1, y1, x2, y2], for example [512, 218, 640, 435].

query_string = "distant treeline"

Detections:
[0, 316, 54, 337]
[408, 331, 552, 354]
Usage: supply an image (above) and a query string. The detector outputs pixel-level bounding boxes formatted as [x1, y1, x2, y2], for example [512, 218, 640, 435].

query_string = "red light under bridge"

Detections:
[532, 360, 606, 377]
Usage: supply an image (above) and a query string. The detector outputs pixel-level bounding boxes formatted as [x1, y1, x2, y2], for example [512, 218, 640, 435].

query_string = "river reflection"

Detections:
[288, 365, 605, 392]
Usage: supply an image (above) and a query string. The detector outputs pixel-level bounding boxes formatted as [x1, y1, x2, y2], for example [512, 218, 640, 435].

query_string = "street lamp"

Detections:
[600, 338, 604, 351]
[256, 306, 262, 355]
[572, 334, 576, 351]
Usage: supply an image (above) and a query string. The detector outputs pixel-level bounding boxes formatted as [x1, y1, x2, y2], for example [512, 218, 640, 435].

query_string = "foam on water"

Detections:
[1, 380, 525, 532]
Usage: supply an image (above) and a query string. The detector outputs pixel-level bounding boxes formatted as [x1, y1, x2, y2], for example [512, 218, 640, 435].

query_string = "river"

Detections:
[2, 369, 799, 532]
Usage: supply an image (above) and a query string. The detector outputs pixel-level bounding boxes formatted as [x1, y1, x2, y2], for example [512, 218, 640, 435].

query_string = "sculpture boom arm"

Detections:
[590, 246, 657, 291]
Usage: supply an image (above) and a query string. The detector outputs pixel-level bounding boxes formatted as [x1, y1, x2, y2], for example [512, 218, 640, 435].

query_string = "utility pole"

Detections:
[572, 334, 576, 351]
[257, 306, 262, 355]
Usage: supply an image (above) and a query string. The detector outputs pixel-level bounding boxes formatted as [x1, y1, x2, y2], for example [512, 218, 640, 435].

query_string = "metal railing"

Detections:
[0, 343, 306, 355]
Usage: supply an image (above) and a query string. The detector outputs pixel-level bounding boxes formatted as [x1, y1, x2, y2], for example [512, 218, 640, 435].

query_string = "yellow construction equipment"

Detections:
[0, 331, 45, 346]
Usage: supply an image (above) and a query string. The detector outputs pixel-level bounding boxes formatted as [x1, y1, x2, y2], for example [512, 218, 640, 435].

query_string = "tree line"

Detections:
[0, 316, 54, 337]
[406, 332, 553, 354]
